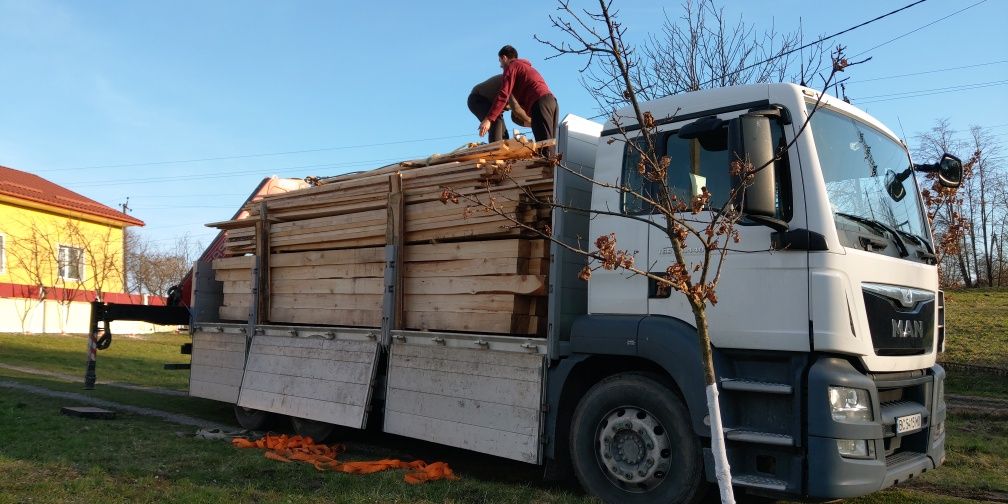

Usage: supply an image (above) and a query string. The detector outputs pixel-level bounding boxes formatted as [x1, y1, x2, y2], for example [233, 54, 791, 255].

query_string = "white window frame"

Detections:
[58, 244, 85, 281]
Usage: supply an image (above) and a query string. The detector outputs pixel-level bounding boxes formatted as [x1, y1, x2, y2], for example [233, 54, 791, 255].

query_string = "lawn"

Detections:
[0, 288, 1005, 503]
[940, 288, 1008, 369]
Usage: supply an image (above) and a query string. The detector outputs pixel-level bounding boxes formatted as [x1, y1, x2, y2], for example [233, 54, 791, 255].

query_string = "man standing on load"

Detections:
[469, 74, 531, 143]
[478, 45, 558, 157]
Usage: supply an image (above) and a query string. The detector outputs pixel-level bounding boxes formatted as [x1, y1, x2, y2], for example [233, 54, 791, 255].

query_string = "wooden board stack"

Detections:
[208, 138, 555, 336]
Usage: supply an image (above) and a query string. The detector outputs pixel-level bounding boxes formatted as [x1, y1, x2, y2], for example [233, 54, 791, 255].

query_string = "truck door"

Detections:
[645, 110, 810, 352]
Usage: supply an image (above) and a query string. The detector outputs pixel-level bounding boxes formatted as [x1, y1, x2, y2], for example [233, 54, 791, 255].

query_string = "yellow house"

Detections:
[0, 164, 144, 333]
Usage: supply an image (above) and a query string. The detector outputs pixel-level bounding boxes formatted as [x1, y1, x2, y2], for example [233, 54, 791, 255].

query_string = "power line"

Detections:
[61, 153, 423, 189]
[855, 79, 1008, 104]
[854, 59, 1008, 83]
[851, 0, 989, 58]
[700, 0, 929, 88]
[38, 133, 476, 172]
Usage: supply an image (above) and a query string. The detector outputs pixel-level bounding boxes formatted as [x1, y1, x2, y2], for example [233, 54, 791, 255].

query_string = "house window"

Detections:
[59, 245, 85, 281]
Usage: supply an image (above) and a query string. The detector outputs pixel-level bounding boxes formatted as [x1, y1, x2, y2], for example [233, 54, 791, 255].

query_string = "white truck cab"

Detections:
[548, 83, 951, 501]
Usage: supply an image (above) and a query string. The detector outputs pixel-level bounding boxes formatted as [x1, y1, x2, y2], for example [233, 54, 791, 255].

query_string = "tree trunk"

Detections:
[693, 303, 735, 504]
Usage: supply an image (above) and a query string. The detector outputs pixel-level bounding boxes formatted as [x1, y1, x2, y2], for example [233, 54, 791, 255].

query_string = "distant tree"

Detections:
[126, 231, 199, 298]
[543, 0, 827, 112]
[915, 119, 1004, 288]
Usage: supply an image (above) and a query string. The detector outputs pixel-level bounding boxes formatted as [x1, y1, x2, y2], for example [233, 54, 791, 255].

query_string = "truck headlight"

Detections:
[829, 386, 872, 422]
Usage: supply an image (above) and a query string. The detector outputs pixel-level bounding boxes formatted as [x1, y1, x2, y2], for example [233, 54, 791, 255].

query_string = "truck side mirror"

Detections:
[914, 153, 962, 188]
[728, 113, 784, 229]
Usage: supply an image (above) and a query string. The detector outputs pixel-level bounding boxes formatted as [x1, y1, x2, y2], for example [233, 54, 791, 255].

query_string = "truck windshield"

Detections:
[807, 106, 932, 253]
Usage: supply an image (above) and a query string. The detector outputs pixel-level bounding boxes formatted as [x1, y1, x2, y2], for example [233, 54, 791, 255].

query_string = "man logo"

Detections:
[892, 319, 924, 339]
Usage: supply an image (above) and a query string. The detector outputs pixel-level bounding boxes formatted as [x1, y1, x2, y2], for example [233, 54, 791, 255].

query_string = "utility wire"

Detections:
[39, 133, 476, 172]
[854, 59, 1008, 83]
[698, 0, 928, 88]
[856, 80, 1008, 104]
[851, 0, 989, 58]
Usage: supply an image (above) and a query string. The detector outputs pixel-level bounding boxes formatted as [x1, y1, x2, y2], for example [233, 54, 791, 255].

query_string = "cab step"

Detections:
[733, 473, 789, 492]
[724, 429, 794, 447]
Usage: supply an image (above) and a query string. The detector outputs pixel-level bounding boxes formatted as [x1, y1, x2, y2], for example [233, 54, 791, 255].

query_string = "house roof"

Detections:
[0, 165, 144, 226]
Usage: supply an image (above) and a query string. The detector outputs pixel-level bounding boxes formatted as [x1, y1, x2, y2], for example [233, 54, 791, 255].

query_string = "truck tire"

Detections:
[232, 405, 275, 431]
[570, 373, 705, 504]
[290, 417, 336, 443]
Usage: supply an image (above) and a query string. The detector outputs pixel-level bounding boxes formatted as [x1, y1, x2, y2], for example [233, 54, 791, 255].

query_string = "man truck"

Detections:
[94, 83, 959, 503]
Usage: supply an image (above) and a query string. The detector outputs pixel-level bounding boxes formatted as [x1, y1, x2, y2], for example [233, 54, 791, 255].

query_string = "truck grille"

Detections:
[862, 284, 935, 356]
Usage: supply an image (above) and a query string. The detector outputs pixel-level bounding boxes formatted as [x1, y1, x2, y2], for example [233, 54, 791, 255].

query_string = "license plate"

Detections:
[896, 413, 922, 434]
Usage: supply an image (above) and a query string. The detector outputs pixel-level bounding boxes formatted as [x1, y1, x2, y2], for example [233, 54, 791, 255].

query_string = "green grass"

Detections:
[0, 331, 192, 390]
[0, 388, 587, 504]
[940, 288, 1008, 369]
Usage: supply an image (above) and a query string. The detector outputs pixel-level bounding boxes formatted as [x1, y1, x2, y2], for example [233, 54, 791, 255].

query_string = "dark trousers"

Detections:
[468, 93, 509, 143]
[530, 93, 558, 157]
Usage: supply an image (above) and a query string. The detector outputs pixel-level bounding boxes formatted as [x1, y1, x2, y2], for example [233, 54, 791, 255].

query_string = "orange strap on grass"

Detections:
[231, 434, 457, 484]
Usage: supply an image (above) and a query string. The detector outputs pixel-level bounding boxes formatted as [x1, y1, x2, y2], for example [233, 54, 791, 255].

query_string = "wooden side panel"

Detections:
[383, 342, 544, 463]
[189, 330, 246, 403]
[236, 334, 378, 428]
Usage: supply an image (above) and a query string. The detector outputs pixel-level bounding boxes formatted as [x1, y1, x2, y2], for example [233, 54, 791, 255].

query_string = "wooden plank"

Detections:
[270, 247, 384, 267]
[269, 236, 387, 253]
[270, 263, 384, 280]
[404, 311, 538, 334]
[405, 257, 526, 277]
[404, 293, 529, 313]
[270, 277, 384, 295]
[269, 307, 381, 327]
[213, 255, 255, 270]
[404, 275, 545, 295]
[404, 239, 546, 261]
[270, 293, 383, 310]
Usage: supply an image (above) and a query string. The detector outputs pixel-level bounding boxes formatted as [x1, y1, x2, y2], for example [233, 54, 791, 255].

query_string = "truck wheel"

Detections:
[570, 373, 705, 504]
[290, 417, 336, 443]
[232, 405, 275, 431]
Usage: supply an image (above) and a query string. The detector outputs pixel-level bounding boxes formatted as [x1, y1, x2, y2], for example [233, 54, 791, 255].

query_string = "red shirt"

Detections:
[485, 58, 552, 123]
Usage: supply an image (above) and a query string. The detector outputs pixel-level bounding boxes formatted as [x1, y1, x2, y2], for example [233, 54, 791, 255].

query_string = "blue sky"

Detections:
[1, 0, 1005, 250]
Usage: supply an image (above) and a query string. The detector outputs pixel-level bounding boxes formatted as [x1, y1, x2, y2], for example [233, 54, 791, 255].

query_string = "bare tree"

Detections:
[539, 0, 827, 113]
[915, 119, 973, 287]
[6, 221, 56, 333]
[126, 232, 199, 298]
[915, 120, 1004, 288]
[445, 3, 856, 501]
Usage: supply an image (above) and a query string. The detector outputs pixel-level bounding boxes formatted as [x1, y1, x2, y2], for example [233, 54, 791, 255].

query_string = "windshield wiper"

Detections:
[835, 212, 909, 258]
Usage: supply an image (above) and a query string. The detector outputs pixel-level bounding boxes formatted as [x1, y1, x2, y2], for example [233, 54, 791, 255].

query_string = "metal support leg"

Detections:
[84, 301, 100, 389]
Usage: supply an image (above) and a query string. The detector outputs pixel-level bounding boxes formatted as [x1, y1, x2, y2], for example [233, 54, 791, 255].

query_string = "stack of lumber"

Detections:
[208, 138, 555, 336]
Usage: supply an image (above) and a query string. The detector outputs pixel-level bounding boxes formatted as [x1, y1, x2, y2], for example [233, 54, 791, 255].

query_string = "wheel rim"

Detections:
[594, 405, 672, 493]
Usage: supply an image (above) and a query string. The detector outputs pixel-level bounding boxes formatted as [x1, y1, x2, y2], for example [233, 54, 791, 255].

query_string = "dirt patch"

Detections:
[946, 394, 1008, 418]
[0, 379, 235, 432]
[908, 481, 1008, 503]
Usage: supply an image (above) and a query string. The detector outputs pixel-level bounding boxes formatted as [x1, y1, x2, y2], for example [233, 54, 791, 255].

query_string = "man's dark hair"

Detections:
[498, 45, 518, 59]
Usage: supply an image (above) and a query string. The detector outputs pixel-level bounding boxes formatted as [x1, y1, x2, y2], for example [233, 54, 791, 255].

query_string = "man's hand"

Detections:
[478, 119, 491, 137]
